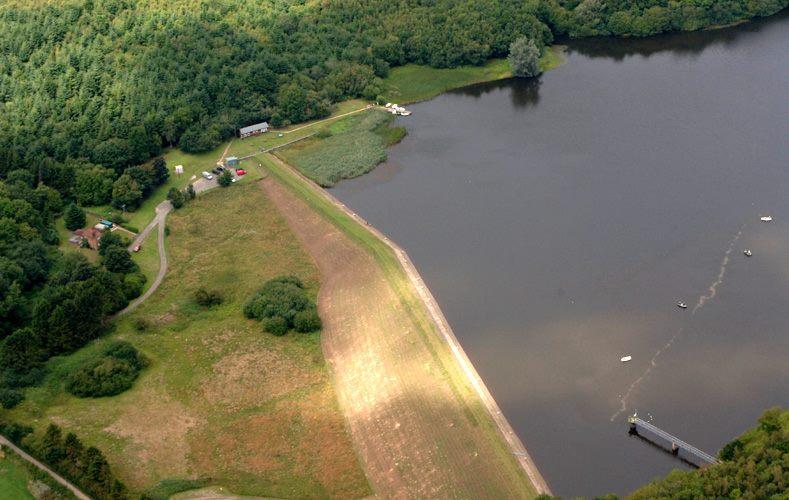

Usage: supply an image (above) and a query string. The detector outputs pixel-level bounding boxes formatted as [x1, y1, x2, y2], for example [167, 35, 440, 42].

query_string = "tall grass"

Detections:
[277, 110, 404, 187]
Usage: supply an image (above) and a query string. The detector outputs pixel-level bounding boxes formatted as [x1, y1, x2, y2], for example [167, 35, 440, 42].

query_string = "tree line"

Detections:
[0, 421, 128, 499]
[0, 168, 146, 408]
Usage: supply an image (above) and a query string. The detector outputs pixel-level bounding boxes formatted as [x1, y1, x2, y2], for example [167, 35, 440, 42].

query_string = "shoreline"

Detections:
[264, 152, 551, 495]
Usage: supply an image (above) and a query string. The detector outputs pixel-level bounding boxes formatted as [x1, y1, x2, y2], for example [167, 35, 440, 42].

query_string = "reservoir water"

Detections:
[331, 14, 789, 497]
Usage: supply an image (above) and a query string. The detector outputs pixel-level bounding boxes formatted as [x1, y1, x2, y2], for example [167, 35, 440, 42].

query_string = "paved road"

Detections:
[119, 200, 171, 316]
[0, 436, 90, 499]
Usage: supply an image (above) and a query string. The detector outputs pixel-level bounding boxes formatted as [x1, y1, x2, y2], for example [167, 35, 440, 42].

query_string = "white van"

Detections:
[202, 171, 214, 180]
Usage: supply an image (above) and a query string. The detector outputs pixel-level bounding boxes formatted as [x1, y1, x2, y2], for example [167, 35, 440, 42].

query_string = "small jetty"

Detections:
[628, 416, 720, 468]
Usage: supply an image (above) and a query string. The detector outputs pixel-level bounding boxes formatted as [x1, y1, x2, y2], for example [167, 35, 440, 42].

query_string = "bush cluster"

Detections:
[194, 288, 222, 307]
[0, 387, 24, 409]
[65, 341, 148, 398]
[243, 276, 322, 335]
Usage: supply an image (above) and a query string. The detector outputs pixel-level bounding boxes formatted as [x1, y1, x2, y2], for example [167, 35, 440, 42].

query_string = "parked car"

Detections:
[236, 169, 246, 176]
[211, 168, 221, 175]
[216, 166, 225, 172]
[133, 244, 141, 252]
[202, 171, 214, 180]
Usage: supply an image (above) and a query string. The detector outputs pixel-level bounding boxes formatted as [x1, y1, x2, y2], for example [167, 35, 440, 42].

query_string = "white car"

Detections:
[202, 171, 214, 180]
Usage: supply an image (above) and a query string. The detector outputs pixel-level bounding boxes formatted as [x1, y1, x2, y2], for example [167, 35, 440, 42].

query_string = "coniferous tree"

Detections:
[65, 203, 86, 231]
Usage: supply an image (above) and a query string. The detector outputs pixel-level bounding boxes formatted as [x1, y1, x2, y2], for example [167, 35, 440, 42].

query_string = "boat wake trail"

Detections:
[610, 328, 682, 421]
[610, 227, 745, 421]
[693, 228, 743, 313]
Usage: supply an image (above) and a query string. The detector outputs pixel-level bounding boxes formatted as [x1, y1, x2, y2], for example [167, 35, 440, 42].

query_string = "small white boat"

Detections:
[620, 356, 632, 363]
[677, 301, 688, 309]
[744, 249, 752, 257]
[760, 216, 773, 222]
[398, 110, 412, 116]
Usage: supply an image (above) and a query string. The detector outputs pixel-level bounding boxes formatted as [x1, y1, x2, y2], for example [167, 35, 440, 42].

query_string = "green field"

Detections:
[275, 110, 404, 187]
[0, 448, 71, 500]
[4, 182, 371, 498]
[0, 453, 34, 500]
[131, 229, 160, 294]
[382, 46, 566, 104]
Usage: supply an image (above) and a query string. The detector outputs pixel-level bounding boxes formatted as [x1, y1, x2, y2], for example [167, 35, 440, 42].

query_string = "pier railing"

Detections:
[628, 416, 720, 468]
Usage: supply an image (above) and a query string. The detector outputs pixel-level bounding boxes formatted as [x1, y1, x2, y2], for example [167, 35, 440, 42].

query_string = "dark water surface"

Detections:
[332, 15, 789, 496]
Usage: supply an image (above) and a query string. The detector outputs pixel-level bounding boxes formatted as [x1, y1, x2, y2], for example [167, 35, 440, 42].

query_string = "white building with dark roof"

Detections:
[239, 122, 269, 138]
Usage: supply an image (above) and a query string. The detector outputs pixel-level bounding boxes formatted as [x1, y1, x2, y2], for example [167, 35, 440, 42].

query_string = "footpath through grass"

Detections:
[382, 45, 566, 104]
[4, 182, 371, 498]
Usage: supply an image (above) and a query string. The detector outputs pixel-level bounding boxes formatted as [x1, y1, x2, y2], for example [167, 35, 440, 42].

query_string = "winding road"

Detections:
[118, 200, 172, 316]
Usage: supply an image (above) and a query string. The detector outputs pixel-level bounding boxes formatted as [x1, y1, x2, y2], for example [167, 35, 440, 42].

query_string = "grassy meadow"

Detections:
[382, 46, 566, 104]
[3, 182, 371, 498]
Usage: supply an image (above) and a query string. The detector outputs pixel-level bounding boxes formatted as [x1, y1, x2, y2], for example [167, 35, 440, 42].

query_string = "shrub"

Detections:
[123, 272, 147, 300]
[293, 308, 322, 333]
[0, 422, 33, 444]
[508, 37, 542, 78]
[243, 282, 309, 322]
[244, 276, 322, 336]
[194, 288, 222, 307]
[0, 388, 24, 409]
[103, 247, 138, 274]
[217, 170, 233, 187]
[98, 231, 124, 256]
[262, 316, 288, 336]
[167, 187, 186, 209]
[132, 318, 149, 332]
[65, 342, 147, 398]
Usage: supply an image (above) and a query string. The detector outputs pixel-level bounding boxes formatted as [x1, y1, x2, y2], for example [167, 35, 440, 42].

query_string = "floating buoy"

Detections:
[621, 355, 632, 363]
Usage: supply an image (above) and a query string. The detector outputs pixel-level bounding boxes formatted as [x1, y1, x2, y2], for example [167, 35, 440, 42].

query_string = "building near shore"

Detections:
[239, 122, 269, 138]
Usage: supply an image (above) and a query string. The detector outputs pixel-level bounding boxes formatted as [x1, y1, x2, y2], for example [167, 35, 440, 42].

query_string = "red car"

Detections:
[236, 169, 246, 176]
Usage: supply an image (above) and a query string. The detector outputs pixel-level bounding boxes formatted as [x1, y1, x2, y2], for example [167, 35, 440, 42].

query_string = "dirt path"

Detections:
[119, 201, 171, 317]
[281, 105, 371, 135]
[260, 158, 548, 498]
[0, 436, 90, 499]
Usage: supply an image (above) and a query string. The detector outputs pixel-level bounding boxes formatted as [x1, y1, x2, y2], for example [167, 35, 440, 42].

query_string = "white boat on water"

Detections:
[398, 110, 412, 116]
[621, 356, 632, 363]
[744, 249, 753, 257]
[677, 301, 688, 309]
[760, 215, 773, 222]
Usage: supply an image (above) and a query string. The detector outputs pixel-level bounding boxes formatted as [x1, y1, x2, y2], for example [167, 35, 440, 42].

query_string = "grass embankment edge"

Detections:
[382, 45, 566, 104]
[261, 154, 548, 496]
